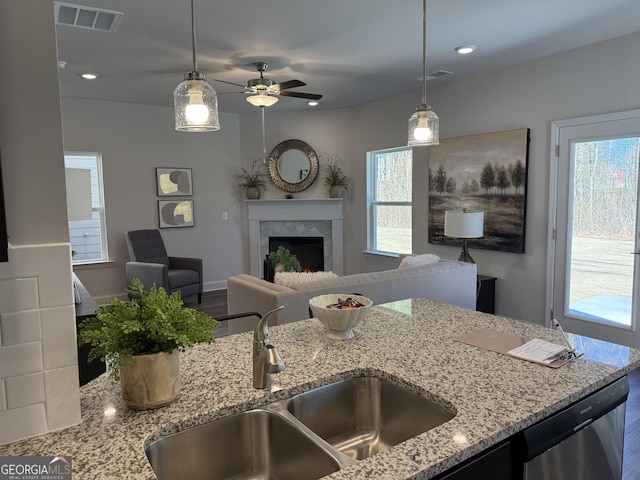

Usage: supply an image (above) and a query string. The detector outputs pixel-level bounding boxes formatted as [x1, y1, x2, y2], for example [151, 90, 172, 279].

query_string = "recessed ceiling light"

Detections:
[455, 45, 477, 55]
[81, 73, 99, 80]
[307, 101, 318, 107]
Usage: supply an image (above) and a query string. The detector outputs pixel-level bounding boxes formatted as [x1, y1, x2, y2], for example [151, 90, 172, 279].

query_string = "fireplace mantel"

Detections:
[246, 199, 343, 277]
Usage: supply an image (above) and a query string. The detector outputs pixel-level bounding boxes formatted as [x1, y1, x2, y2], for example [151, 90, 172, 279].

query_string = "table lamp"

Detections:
[444, 209, 484, 263]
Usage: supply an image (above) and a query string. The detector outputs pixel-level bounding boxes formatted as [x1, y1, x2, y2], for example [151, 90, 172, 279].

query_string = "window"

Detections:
[64, 152, 109, 263]
[367, 147, 412, 255]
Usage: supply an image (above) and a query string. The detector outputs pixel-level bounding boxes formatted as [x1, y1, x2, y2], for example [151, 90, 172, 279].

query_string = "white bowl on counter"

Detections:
[309, 294, 373, 340]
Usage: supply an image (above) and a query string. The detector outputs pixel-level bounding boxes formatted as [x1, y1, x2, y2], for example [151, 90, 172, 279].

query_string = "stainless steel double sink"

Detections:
[145, 375, 455, 480]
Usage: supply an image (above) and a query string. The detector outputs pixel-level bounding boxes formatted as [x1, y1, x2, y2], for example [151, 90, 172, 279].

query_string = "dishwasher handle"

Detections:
[573, 417, 594, 433]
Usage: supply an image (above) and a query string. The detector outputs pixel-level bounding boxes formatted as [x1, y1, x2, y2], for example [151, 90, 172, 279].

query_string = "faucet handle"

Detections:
[255, 306, 285, 341]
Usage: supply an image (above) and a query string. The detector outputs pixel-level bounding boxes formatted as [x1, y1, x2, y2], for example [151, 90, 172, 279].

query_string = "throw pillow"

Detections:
[274, 271, 339, 289]
[398, 254, 440, 269]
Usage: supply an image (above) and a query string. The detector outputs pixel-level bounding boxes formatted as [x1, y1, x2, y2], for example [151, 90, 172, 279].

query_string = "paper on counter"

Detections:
[508, 338, 568, 365]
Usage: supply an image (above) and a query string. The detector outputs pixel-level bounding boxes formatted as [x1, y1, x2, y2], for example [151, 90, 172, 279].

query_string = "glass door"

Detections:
[551, 112, 640, 348]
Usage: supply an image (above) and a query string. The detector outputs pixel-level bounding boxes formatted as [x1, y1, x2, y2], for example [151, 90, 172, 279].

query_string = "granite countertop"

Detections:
[2, 298, 639, 479]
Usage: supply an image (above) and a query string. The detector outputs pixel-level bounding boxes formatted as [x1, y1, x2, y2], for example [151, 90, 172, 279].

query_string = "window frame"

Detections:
[366, 146, 413, 256]
[64, 152, 109, 264]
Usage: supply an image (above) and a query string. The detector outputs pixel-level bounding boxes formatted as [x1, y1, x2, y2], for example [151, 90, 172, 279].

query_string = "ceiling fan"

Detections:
[214, 62, 322, 107]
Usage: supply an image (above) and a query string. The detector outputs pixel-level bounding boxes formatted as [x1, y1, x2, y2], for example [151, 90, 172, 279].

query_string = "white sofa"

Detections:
[226, 259, 477, 334]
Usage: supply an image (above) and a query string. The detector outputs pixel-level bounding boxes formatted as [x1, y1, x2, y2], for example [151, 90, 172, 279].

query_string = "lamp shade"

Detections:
[444, 210, 484, 238]
[246, 94, 278, 107]
[408, 105, 439, 146]
[174, 76, 220, 132]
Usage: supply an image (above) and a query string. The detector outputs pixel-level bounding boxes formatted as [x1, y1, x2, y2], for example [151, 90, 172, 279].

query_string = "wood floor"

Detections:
[189, 290, 640, 479]
[183, 289, 230, 337]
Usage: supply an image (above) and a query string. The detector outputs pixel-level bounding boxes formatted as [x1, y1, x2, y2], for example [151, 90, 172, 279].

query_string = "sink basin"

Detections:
[286, 376, 455, 460]
[145, 409, 340, 480]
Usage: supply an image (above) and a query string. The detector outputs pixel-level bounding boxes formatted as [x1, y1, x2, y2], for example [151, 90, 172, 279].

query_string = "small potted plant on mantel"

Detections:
[321, 153, 351, 198]
[233, 157, 268, 199]
[78, 278, 219, 410]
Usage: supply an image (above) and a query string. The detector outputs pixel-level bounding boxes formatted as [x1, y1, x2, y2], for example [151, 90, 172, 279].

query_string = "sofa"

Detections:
[226, 259, 477, 334]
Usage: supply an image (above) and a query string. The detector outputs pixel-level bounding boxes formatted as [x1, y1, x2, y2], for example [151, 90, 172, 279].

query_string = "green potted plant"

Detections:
[78, 278, 219, 410]
[233, 157, 268, 199]
[322, 154, 350, 198]
[268, 246, 301, 273]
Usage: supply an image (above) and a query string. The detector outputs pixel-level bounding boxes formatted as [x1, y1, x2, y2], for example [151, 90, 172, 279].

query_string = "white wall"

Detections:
[0, 1, 79, 444]
[61, 98, 244, 300]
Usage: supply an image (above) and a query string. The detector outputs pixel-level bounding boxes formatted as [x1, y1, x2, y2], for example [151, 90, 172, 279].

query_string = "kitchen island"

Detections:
[2, 298, 639, 479]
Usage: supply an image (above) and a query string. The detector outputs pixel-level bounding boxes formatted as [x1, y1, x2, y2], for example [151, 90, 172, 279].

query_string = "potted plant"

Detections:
[322, 154, 350, 198]
[233, 157, 268, 199]
[77, 278, 219, 410]
[268, 246, 301, 273]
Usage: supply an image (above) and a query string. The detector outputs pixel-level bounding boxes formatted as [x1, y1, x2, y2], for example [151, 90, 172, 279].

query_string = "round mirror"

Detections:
[268, 139, 319, 193]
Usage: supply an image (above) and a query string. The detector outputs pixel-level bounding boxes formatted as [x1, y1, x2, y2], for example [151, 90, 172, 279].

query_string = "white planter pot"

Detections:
[120, 350, 180, 410]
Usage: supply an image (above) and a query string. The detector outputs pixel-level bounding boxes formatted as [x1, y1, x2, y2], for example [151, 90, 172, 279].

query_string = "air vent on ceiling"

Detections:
[427, 70, 453, 80]
[54, 1, 123, 33]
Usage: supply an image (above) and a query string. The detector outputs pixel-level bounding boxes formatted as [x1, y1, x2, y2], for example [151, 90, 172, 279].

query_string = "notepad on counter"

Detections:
[507, 338, 569, 366]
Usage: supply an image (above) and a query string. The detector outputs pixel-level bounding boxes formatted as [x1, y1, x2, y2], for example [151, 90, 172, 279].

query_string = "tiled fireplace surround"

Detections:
[247, 199, 344, 278]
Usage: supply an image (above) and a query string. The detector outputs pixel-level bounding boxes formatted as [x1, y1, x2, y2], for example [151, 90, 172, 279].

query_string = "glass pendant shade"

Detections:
[174, 76, 220, 132]
[408, 105, 439, 146]
[246, 93, 278, 107]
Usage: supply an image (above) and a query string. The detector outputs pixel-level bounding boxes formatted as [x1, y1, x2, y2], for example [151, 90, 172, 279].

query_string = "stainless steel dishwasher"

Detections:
[514, 375, 629, 480]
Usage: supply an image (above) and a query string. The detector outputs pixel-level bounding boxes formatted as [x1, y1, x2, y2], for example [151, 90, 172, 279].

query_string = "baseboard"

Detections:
[204, 279, 228, 292]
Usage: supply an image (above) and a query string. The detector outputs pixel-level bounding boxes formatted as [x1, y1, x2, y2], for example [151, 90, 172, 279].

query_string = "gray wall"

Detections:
[62, 98, 244, 300]
[63, 31, 640, 326]
[348, 31, 640, 323]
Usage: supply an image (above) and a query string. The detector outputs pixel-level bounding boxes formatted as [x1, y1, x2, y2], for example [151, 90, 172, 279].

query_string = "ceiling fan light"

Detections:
[246, 94, 278, 107]
[174, 77, 220, 132]
[408, 105, 439, 146]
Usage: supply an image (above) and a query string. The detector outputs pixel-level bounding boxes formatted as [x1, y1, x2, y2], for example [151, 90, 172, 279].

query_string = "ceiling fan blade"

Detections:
[279, 91, 323, 100]
[217, 91, 247, 95]
[272, 79, 306, 91]
[210, 78, 247, 89]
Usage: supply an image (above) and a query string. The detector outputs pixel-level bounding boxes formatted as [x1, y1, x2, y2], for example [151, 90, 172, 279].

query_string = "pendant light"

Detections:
[408, 0, 439, 146]
[174, 0, 219, 132]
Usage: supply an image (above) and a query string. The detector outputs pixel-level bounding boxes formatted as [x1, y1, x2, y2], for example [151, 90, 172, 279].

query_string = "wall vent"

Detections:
[427, 70, 453, 80]
[54, 2, 123, 33]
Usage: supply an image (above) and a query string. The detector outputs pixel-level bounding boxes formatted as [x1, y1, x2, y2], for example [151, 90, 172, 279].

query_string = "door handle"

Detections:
[631, 252, 640, 255]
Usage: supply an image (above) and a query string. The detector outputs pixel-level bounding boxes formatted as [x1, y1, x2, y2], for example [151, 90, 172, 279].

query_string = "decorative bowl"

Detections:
[309, 294, 373, 340]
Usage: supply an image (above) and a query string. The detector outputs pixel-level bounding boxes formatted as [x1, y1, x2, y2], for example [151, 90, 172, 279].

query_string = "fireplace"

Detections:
[246, 199, 344, 278]
[265, 236, 324, 281]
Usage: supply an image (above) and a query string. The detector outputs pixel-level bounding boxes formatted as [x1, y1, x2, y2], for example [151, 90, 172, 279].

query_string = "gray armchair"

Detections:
[125, 229, 203, 303]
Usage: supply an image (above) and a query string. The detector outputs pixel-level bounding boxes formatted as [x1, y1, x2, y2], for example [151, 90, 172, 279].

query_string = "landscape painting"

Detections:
[428, 128, 530, 253]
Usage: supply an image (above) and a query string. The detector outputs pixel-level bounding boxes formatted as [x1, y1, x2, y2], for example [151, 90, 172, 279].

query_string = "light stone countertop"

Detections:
[2, 298, 639, 479]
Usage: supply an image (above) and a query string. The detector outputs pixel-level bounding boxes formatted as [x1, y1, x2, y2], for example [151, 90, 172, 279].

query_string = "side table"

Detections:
[476, 275, 497, 314]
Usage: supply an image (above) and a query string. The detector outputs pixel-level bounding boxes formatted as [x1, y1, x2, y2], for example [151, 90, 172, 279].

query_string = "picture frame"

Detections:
[156, 168, 193, 196]
[158, 200, 194, 228]
[428, 128, 530, 254]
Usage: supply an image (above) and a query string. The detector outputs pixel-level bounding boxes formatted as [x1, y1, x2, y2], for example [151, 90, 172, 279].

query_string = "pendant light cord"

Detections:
[421, 0, 427, 106]
[190, 0, 198, 72]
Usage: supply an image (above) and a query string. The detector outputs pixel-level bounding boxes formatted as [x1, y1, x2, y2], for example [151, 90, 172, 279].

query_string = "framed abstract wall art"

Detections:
[428, 128, 530, 254]
[156, 168, 193, 196]
[158, 200, 194, 228]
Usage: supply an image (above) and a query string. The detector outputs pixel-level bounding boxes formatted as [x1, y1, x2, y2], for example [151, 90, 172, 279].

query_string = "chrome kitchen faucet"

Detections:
[253, 306, 285, 389]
